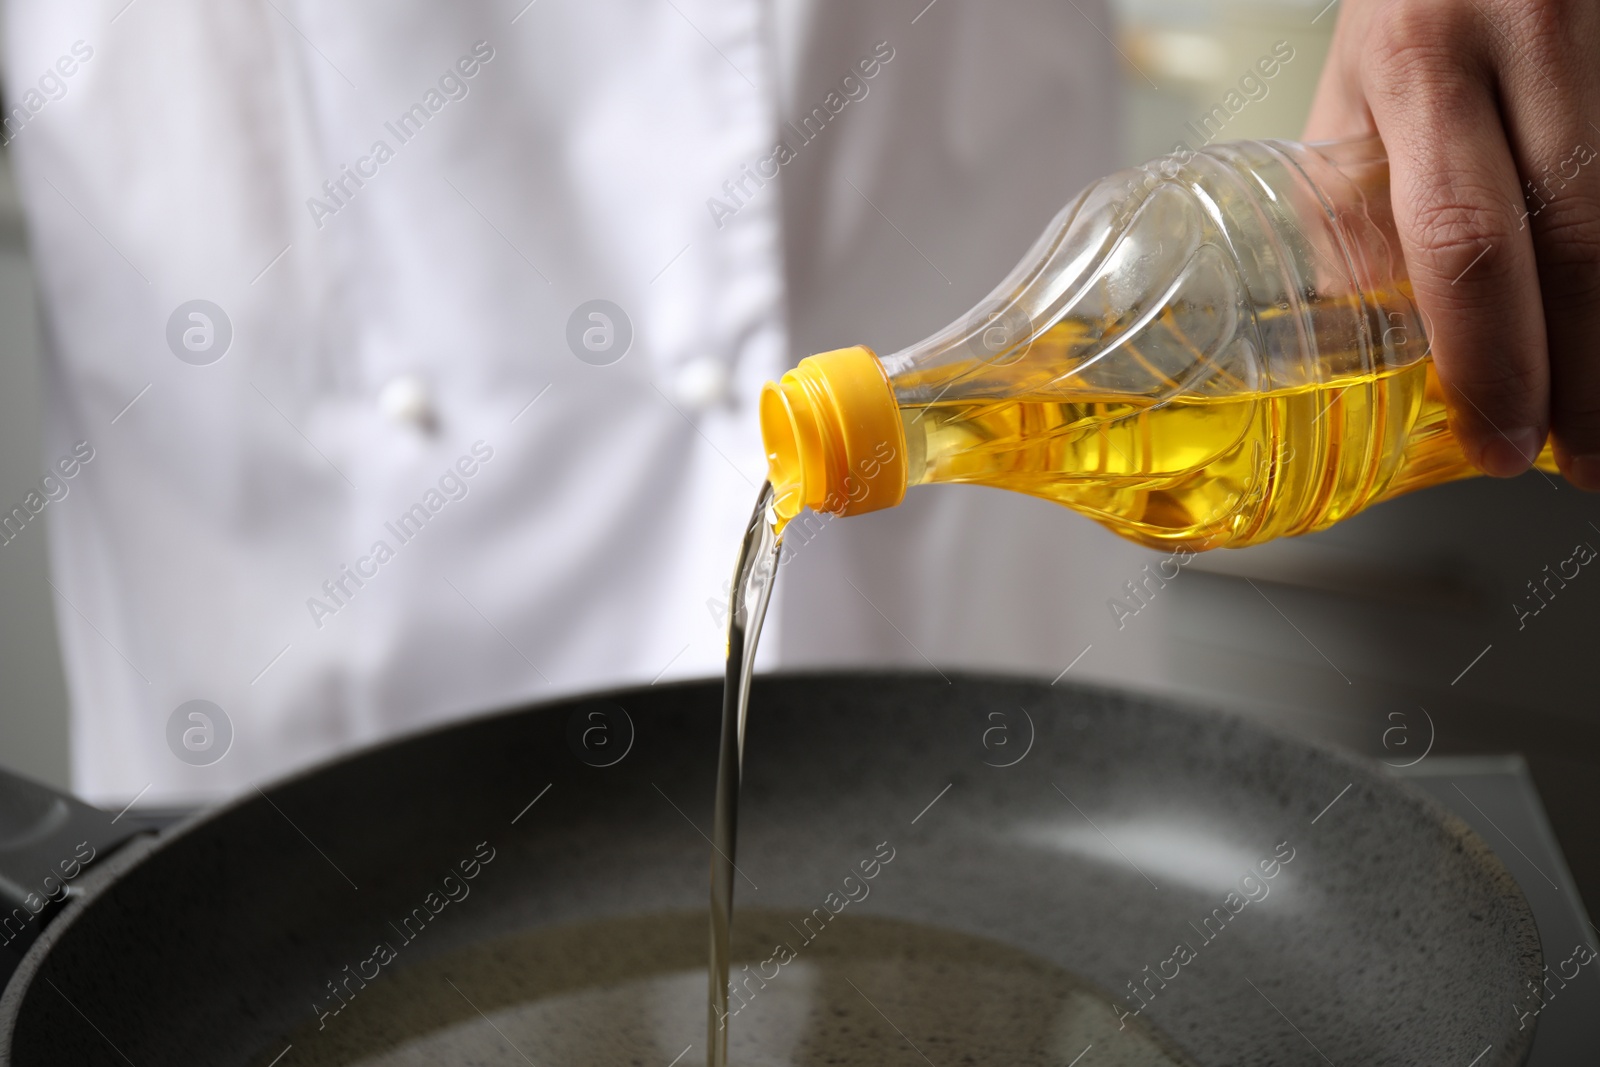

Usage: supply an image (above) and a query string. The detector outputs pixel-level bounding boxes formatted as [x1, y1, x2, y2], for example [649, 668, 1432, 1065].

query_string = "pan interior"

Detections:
[252, 910, 1193, 1067]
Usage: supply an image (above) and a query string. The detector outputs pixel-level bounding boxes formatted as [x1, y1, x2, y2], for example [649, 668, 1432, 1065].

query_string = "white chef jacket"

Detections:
[4, 0, 1165, 806]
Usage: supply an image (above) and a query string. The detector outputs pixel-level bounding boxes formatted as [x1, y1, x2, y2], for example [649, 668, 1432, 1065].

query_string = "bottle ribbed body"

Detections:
[884, 138, 1555, 550]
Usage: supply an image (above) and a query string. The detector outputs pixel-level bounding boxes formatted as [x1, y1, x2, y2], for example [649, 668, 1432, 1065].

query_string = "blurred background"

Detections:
[1, 0, 1596, 902]
[1116, 0, 1334, 163]
[0, 0, 1325, 788]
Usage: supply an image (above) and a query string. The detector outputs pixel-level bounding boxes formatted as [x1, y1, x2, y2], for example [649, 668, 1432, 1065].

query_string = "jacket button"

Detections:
[378, 374, 437, 432]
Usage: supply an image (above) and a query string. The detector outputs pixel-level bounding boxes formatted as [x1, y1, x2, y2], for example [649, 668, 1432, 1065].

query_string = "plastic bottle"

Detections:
[759, 138, 1559, 551]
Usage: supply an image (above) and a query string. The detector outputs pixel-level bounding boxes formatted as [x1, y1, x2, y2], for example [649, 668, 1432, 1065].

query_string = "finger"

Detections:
[1303, 0, 1381, 142]
[1362, 3, 1549, 477]
[1480, 2, 1600, 489]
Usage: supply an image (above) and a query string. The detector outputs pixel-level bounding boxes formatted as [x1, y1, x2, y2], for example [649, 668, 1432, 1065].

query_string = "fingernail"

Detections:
[1479, 429, 1542, 478]
[1567, 453, 1600, 491]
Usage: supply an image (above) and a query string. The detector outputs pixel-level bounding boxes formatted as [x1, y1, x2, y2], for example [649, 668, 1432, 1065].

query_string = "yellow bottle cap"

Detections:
[759, 345, 908, 527]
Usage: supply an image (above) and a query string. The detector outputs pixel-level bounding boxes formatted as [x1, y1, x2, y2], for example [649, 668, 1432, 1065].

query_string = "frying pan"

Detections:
[0, 672, 1541, 1065]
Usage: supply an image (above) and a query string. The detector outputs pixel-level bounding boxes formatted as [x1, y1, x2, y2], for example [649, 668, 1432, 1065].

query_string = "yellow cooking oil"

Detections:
[904, 359, 1557, 551]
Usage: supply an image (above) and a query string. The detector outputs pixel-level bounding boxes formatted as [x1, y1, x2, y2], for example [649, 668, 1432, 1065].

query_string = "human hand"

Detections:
[1306, 0, 1600, 489]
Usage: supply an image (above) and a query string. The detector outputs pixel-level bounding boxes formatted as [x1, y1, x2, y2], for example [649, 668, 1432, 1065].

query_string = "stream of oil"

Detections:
[709, 481, 784, 1067]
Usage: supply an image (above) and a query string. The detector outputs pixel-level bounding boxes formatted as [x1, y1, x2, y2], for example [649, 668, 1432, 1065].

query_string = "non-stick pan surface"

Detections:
[0, 672, 1541, 1065]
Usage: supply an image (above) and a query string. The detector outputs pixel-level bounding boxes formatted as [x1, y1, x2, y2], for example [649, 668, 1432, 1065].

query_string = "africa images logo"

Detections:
[566, 300, 633, 366]
[166, 700, 233, 766]
[166, 300, 233, 366]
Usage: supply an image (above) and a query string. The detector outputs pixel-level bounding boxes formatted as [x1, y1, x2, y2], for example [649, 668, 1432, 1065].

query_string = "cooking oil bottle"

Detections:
[759, 138, 1559, 551]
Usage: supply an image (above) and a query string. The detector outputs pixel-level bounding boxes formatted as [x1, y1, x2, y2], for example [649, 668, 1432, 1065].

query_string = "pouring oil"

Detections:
[710, 482, 782, 1067]
[260, 138, 1563, 1067]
